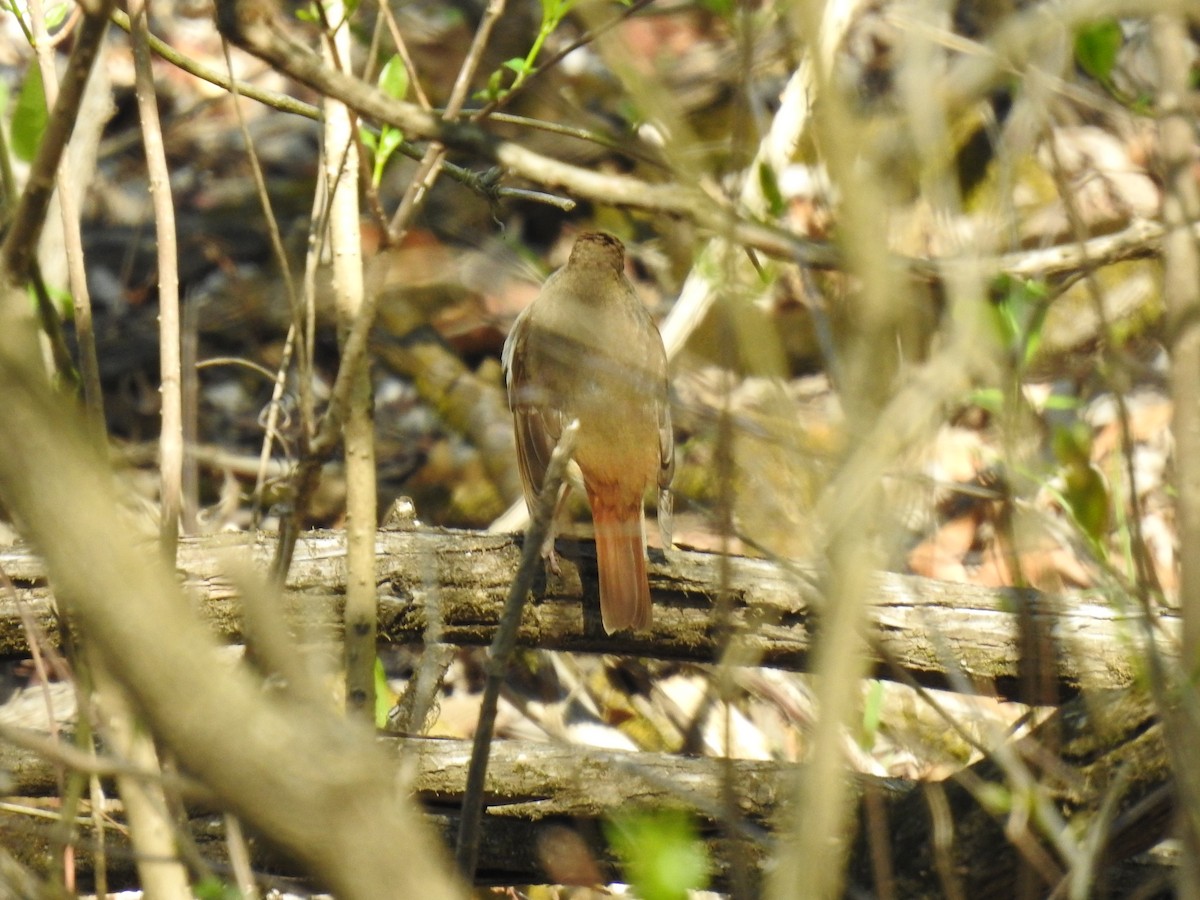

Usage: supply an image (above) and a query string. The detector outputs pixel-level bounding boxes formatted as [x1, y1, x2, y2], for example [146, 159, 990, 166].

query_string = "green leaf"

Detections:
[371, 125, 404, 185]
[757, 161, 786, 218]
[1043, 393, 1080, 412]
[604, 810, 709, 900]
[989, 275, 1050, 366]
[988, 297, 1018, 352]
[295, 2, 320, 23]
[370, 126, 389, 186]
[860, 679, 884, 751]
[976, 783, 1012, 816]
[1052, 420, 1090, 469]
[46, 282, 73, 317]
[540, 0, 576, 27]
[502, 57, 531, 75]
[378, 126, 403, 156]
[475, 68, 508, 102]
[377, 54, 408, 101]
[44, 0, 69, 28]
[1053, 422, 1111, 545]
[194, 878, 242, 900]
[1075, 19, 1122, 83]
[968, 387, 1003, 414]
[374, 657, 392, 729]
[1064, 465, 1111, 546]
[12, 63, 47, 162]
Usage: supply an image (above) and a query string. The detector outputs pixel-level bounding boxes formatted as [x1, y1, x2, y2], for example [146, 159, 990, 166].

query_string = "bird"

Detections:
[502, 232, 674, 633]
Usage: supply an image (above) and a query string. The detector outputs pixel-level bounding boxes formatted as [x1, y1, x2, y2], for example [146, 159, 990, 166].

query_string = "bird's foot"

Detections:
[545, 545, 562, 576]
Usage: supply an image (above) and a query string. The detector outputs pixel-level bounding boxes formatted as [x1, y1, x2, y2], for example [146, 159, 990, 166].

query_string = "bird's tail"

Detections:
[588, 493, 651, 634]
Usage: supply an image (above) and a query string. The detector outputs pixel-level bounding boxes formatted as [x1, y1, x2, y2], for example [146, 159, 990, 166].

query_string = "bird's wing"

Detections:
[655, 380, 675, 548]
[503, 309, 566, 506]
[657, 389, 675, 491]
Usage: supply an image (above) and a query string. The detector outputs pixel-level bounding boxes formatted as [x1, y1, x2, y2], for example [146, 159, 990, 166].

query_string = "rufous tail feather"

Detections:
[589, 495, 651, 633]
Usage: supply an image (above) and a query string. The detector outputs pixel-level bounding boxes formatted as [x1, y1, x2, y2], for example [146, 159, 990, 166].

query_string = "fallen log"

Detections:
[0, 687, 1176, 896]
[0, 529, 1176, 697]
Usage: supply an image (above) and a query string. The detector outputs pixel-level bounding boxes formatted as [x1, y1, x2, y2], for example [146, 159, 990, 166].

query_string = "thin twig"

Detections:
[455, 419, 579, 880]
[477, 109, 669, 169]
[109, 8, 565, 210]
[217, 36, 308, 529]
[224, 813, 260, 900]
[472, 0, 657, 119]
[0, 0, 115, 284]
[0, 721, 202, 786]
[1153, 13, 1200, 893]
[129, 0, 182, 552]
[320, 1, 376, 722]
[375, 0, 433, 110]
[386, 0, 507, 241]
[28, 0, 106, 435]
[268, 159, 335, 581]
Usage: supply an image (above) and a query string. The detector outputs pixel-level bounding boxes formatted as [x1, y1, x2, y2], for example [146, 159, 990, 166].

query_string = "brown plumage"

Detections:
[502, 232, 673, 633]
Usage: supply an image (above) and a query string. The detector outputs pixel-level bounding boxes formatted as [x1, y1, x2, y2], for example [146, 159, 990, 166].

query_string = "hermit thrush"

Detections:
[502, 232, 673, 633]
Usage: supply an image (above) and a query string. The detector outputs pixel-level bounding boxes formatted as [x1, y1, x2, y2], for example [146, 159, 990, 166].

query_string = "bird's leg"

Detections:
[540, 483, 570, 575]
[657, 487, 674, 550]
[544, 541, 561, 576]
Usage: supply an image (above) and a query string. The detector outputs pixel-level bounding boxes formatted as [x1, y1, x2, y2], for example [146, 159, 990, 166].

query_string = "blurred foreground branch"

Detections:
[0, 322, 462, 900]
